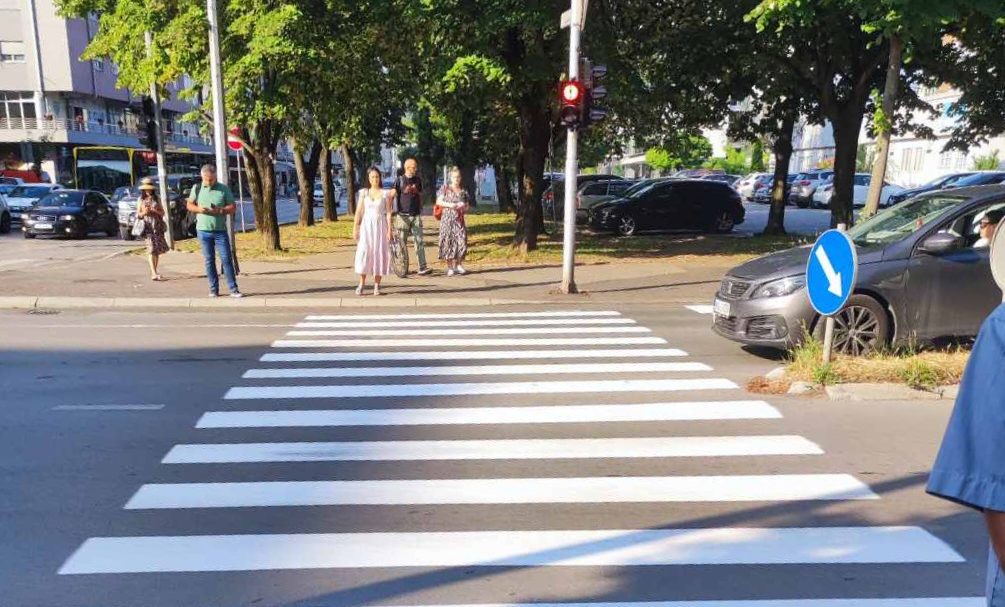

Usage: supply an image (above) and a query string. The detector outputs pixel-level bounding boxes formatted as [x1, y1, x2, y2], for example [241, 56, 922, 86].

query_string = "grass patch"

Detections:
[785, 338, 969, 389]
[179, 211, 809, 265]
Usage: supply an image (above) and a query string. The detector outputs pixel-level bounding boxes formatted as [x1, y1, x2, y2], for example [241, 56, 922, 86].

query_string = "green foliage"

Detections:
[899, 359, 939, 390]
[705, 147, 749, 175]
[857, 144, 878, 171]
[973, 151, 1002, 170]
[645, 134, 713, 172]
[750, 140, 766, 171]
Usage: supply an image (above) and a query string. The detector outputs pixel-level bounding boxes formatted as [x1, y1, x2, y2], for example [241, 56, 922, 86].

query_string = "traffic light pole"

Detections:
[207, 0, 238, 274]
[560, 0, 583, 295]
[144, 31, 173, 250]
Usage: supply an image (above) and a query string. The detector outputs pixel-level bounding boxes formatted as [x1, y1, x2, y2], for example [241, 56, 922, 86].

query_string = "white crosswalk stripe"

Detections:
[56, 308, 977, 605]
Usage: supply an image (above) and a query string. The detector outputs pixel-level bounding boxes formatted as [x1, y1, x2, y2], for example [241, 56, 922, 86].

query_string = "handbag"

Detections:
[131, 215, 147, 238]
[433, 204, 443, 221]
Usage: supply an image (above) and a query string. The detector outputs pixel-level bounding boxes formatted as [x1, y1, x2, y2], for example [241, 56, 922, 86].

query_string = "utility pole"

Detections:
[144, 31, 173, 249]
[560, 0, 585, 294]
[206, 0, 238, 273]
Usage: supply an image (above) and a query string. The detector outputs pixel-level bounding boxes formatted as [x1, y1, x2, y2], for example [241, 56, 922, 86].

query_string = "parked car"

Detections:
[6, 183, 63, 224]
[542, 174, 621, 222]
[885, 172, 976, 206]
[753, 174, 798, 204]
[22, 190, 118, 239]
[942, 170, 1005, 189]
[711, 186, 1005, 353]
[116, 176, 198, 241]
[587, 179, 745, 236]
[736, 173, 773, 201]
[702, 173, 742, 187]
[789, 170, 834, 207]
[812, 173, 906, 209]
[576, 179, 631, 222]
[312, 181, 345, 207]
[0, 190, 10, 234]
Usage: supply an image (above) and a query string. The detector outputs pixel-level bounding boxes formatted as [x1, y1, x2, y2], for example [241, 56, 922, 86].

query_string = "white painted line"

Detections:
[297, 318, 637, 328]
[224, 378, 738, 400]
[52, 404, 165, 411]
[272, 337, 668, 348]
[686, 305, 715, 315]
[162, 435, 822, 463]
[333, 601, 985, 607]
[261, 348, 689, 362]
[243, 362, 712, 379]
[196, 400, 781, 428]
[125, 474, 878, 509]
[305, 310, 622, 321]
[286, 326, 653, 337]
[58, 526, 963, 574]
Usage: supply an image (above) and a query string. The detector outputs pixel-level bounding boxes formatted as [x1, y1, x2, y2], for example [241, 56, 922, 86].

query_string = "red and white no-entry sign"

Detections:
[227, 127, 242, 151]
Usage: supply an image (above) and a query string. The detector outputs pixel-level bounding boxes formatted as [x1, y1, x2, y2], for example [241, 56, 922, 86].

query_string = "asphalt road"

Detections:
[0, 303, 986, 607]
[739, 201, 837, 236]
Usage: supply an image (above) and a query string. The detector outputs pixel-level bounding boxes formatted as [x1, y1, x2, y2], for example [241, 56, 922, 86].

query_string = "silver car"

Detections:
[712, 185, 1005, 354]
[575, 179, 630, 222]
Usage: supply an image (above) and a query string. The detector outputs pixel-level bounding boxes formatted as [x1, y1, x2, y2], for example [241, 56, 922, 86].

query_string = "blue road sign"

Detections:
[806, 229, 858, 316]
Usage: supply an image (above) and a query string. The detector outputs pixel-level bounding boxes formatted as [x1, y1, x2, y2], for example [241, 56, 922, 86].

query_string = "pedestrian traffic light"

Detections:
[559, 80, 584, 127]
[580, 59, 608, 128]
[138, 96, 158, 153]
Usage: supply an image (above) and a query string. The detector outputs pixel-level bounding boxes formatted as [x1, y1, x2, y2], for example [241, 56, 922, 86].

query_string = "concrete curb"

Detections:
[824, 382, 960, 401]
[3, 295, 557, 310]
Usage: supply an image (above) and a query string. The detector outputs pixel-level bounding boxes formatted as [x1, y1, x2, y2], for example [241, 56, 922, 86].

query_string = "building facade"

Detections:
[0, 0, 211, 186]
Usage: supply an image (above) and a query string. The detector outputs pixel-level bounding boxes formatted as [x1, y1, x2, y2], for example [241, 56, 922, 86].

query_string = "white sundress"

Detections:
[354, 189, 392, 276]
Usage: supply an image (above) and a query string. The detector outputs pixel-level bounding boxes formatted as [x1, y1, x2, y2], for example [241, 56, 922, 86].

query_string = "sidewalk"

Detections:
[0, 241, 727, 309]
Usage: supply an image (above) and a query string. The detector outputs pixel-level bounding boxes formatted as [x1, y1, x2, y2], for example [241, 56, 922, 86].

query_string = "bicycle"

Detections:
[389, 228, 409, 278]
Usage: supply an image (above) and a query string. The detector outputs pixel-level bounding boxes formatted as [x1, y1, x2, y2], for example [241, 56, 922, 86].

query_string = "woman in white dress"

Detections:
[353, 166, 395, 295]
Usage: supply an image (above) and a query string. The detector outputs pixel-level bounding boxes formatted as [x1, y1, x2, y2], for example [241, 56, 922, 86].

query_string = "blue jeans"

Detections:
[197, 230, 239, 294]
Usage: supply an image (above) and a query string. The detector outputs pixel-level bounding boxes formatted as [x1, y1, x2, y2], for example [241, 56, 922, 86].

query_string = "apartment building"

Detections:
[0, 0, 211, 186]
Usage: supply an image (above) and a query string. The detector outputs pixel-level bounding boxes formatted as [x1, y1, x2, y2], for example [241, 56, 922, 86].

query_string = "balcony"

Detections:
[0, 117, 213, 150]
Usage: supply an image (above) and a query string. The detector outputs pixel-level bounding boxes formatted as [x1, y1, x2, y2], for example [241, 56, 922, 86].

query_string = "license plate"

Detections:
[11, 212, 20, 219]
[713, 298, 731, 317]
[34, 222, 52, 230]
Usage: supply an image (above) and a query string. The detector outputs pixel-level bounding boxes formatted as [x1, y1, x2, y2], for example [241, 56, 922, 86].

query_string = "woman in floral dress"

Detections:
[136, 178, 169, 281]
[435, 167, 469, 276]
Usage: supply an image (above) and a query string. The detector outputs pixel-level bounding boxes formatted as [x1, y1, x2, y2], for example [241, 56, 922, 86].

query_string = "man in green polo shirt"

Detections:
[187, 164, 242, 298]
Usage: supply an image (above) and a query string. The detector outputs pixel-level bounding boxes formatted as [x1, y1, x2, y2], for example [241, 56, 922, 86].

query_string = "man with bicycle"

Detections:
[393, 158, 431, 276]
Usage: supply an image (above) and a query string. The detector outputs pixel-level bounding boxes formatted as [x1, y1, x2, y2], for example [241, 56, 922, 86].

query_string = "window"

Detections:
[939, 151, 967, 170]
[0, 41, 26, 63]
[93, 57, 104, 72]
[609, 182, 631, 195]
[582, 183, 606, 196]
[853, 174, 870, 186]
[901, 147, 925, 173]
[0, 92, 36, 124]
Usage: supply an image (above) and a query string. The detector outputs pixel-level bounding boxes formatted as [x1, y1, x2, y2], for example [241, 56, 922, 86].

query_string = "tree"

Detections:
[973, 151, 1002, 171]
[644, 135, 712, 173]
[749, 139, 766, 172]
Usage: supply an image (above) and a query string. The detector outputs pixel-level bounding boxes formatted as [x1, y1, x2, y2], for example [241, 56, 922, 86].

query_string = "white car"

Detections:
[0, 190, 10, 233]
[812, 173, 905, 209]
[736, 173, 772, 200]
[6, 183, 63, 223]
[312, 182, 344, 207]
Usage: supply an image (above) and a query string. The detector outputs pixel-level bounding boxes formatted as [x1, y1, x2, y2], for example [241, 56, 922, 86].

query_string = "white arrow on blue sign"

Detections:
[806, 229, 858, 316]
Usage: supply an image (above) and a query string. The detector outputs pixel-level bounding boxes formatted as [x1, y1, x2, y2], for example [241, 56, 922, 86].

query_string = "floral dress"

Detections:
[140, 199, 169, 256]
[438, 187, 468, 261]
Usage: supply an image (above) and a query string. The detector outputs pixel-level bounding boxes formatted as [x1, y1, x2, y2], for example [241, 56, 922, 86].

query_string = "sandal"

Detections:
[373, 285, 382, 296]
[152, 275, 165, 282]
[355, 285, 365, 296]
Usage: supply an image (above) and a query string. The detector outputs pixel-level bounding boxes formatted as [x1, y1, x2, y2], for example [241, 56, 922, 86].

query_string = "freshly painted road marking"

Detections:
[347, 601, 985, 607]
[297, 318, 638, 328]
[223, 378, 738, 400]
[162, 435, 823, 463]
[52, 404, 165, 411]
[286, 326, 653, 337]
[305, 311, 622, 321]
[272, 337, 668, 348]
[58, 526, 963, 574]
[685, 305, 715, 315]
[125, 474, 878, 509]
[260, 348, 689, 362]
[196, 400, 781, 428]
[242, 362, 712, 379]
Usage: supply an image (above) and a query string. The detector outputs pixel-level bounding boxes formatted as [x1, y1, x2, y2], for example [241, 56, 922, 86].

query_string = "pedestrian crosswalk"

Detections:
[58, 308, 979, 604]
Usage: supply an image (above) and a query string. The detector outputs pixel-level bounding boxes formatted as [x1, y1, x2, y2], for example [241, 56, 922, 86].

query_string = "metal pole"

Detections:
[560, 0, 582, 295]
[236, 149, 246, 232]
[145, 31, 173, 250]
[822, 221, 849, 364]
[206, 0, 238, 274]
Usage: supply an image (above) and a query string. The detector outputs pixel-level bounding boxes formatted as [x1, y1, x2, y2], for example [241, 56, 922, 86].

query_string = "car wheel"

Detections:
[796, 198, 810, 209]
[708, 211, 735, 233]
[814, 294, 890, 356]
[0, 212, 10, 234]
[106, 228, 117, 237]
[24, 231, 35, 239]
[616, 215, 637, 237]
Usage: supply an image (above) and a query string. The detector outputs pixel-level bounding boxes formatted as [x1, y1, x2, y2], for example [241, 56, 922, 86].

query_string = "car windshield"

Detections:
[953, 172, 1005, 187]
[37, 192, 85, 207]
[920, 174, 968, 189]
[9, 186, 51, 198]
[623, 180, 664, 198]
[848, 195, 965, 247]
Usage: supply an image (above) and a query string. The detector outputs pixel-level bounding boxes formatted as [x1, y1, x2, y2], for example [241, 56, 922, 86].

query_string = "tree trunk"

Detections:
[293, 137, 322, 228]
[830, 109, 866, 227]
[459, 162, 477, 206]
[418, 156, 437, 207]
[495, 162, 514, 212]
[513, 93, 551, 253]
[764, 116, 795, 236]
[244, 146, 280, 251]
[341, 143, 357, 215]
[320, 147, 337, 222]
[862, 35, 904, 219]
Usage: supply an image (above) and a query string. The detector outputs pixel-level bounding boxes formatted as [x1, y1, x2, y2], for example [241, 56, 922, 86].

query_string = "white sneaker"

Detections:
[230, 292, 244, 299]
[447, 269, 455, 277]
[455, 265, 467, 275]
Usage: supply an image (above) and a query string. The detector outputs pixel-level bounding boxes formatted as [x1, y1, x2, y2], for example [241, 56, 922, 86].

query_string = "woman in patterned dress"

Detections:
[353, 166, 395, 295]
[136, 178, 169, 281]
[435, 166, 469, 276]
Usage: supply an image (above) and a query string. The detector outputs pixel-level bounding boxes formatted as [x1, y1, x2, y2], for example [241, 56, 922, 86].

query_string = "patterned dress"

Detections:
[438, 187, 468, 261]
[354, 189, 392, 276]
[141, 199, 170, 256]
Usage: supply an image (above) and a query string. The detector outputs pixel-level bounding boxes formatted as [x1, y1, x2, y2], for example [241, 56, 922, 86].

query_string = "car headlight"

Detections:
[752, 275, 806, 299]
[60, 214, 76, 221]
[601, 208, 615, 220]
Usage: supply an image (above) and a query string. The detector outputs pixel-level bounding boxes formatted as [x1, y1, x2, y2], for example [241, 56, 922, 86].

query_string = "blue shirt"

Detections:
[928, 301, 1005, 512]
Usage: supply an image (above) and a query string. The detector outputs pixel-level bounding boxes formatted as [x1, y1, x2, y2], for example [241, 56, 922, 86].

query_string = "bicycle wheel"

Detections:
[390, 233, 409, 278]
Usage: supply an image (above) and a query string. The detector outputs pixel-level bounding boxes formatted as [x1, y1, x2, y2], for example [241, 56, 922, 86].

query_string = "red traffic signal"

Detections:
[559, 80, 584, 126]
[560, 81, 583, 104]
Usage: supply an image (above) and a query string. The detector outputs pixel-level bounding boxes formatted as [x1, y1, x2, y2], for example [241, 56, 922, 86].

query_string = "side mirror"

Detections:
[918, 232, 963, 256]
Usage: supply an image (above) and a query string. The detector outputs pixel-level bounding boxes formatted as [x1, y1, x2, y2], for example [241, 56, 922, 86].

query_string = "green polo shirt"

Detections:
[188, 182, 235, 232]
